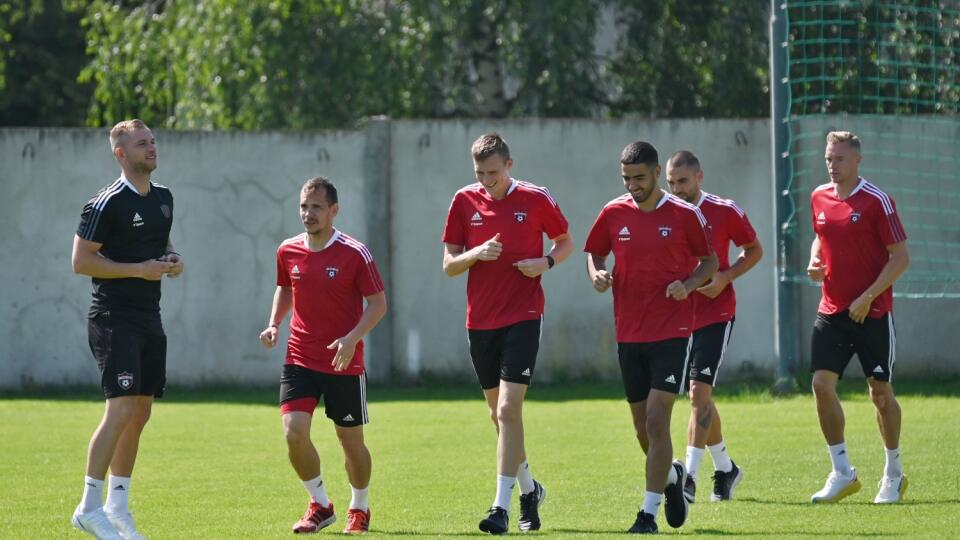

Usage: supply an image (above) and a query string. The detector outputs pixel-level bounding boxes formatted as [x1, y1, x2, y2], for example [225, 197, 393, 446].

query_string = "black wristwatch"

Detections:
[545, 255, 555, 269]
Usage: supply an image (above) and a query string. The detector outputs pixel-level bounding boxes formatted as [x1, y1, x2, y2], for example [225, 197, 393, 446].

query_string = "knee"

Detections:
[689, 384, 712, 410]
[645, 413, 669, 440]
[284, 423, 311, 447]
[870, 387, 894, 410]
[811, 377, 836, 401]
[496, 401, 521, 425]
[488, 408, 499, 426]
[130, 402, 152, 426]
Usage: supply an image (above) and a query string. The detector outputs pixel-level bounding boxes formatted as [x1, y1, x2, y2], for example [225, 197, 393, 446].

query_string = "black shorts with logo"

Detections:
[688, 319, 735, 387]
[468, 318, 541, 389]
[810, 311, 896, 381]
[88, 312, 167, 399]
[279, 364, 369, 427]
[618, 337, 692, 403]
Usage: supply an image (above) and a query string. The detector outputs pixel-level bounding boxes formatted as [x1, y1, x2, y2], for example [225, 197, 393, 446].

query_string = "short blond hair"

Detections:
[110, 119, 149, 150]
[826, 131, 861, 152]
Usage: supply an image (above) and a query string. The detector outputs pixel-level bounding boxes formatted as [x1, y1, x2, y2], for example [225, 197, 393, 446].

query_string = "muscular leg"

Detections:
[867, 379, 901, 450]
[811, 370, 845, 445]
[645, 389, 678, 493]
[335, 425, 371, 489]
[109, 396, 154, 477]
[628, 400, 649, 454]
[687, 381, 715, 449]
[283, 412, 322, 480]
[86, 396, 140, 479]
[495, 381, 528, 477]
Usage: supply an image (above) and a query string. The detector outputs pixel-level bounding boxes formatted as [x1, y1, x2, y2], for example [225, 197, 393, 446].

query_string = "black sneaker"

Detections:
[479, 506, 509, 535]
[518, 480, 547, 531]
[627, 510, 658, 534]
[683, 476, 696, 504]
[711, 461, 743, 501]
[663, 460, 689, 528]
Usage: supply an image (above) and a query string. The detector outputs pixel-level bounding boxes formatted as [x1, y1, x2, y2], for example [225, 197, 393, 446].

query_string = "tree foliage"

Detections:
[3, 0, 776, 128]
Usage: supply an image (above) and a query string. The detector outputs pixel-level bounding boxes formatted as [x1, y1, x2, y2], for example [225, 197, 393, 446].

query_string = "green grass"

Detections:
[2, 379, 958, 538]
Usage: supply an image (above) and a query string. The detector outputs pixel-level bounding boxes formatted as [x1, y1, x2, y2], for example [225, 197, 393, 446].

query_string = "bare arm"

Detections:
[667, 253, 719, 300]
[514, 232, 574, 278]
[328, 291, 388, 371]
[697, 239, 764, 298]
[72, 235, 171, 280]
[807, 235, 825, 282]
[259, 286, 293, 348]
[586, 253, 612, 293]
[848, 242, 910, 323]
[443, 233, 503, 277]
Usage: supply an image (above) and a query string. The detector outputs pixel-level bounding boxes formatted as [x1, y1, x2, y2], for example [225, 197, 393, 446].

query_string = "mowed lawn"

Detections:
[1, 380, 957, 539]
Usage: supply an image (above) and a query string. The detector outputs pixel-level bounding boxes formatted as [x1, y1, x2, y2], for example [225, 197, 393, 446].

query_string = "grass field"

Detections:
[2, 379, 958, 539]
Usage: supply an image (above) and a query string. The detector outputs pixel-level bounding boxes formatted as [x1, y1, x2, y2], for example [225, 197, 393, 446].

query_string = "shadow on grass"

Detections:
[2, 376, 958, 405]
[690, 529, 898, 537]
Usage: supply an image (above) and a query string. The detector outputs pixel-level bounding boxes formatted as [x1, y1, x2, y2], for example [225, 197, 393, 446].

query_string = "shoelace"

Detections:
[347, 511, 368, 529]
[303, 504, 325, 525]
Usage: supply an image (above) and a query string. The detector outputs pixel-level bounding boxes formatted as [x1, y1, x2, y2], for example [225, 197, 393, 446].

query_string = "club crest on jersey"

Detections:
[850, 212, 861, 223]
[326, 266, 339, 278]
[817, 211, 826, 224]
[659, 226, 672, 237]
[290, 265, 301, 279]
[471, 212, 484, 226]
[514, 211, 527, 223]
[117, 371, 134, 390]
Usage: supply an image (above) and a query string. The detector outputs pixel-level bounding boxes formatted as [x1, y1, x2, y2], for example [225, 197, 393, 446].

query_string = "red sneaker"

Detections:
[292, 501, 336, 534]
[343, 508, 371, 534]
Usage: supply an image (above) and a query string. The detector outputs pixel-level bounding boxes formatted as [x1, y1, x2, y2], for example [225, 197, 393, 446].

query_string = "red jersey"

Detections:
[692, 192, 758, 329]
[811, 178, 907, 318]
[584, 192, 713, 343]
[442, 179, 569, 330]
[276, 230, 385, 375]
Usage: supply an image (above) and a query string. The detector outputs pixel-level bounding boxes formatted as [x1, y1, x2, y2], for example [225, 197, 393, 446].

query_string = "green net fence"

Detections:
[781, 1, 960, 298]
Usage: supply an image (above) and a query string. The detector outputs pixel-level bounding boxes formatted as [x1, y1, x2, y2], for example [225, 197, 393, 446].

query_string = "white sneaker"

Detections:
[71, 507, 124, 540]
[811, 468, 862, 503]
[105, 510, 148, 540]
[874, 474, 908, 504]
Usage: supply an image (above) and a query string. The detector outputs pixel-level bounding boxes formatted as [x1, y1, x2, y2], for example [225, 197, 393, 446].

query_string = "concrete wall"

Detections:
[0, 118, 955, 388]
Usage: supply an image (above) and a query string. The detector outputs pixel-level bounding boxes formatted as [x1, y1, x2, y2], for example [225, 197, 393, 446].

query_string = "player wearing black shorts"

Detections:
[666, 150, 763, 504]
[807, 131, 910, 505]
[71, 119, 183, 540]
[585, 142, 718, 534]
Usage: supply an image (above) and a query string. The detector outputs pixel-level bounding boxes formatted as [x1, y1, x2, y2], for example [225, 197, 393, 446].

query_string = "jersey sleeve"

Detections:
[276, 247, 292, 287]
[538, 187, 569, 239]
[728, 206, 758, 247]
[876, 196, 908, 245]
[441, 195, 466, 246]
[355, 256, 385, 297]
[583, 209, 612, 257]
[76, 195, 113, 244]
[687, 207, 713, 257]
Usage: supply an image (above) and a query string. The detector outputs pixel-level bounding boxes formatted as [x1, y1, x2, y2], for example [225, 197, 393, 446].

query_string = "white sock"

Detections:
[828, 443, 853, 476]
[884, 447, 902, 478]
[709, 440, 733, 473]
[79, 476, 105, 514]
[349, 484, 369, 511]
[641, 491, 663, 517]
[104, 475, 131, 514]
[303, 475, 330, 506]
[493, 475, 516, 511]
[685, 446, 705, 481]
[517, 460, 535, 495]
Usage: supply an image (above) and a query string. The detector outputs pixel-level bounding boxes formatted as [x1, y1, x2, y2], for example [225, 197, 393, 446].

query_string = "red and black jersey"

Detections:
[442, 179, 569, 330]
[276, 230, 385, 375]
[692, 192, 758, 329]
[76, 175, 173, 321]
[584, 191, 713, 343]
[811, 177, 907, 318]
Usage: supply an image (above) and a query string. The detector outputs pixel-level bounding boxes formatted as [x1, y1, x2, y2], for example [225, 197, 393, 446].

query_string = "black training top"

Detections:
[76, 175, 174, 319]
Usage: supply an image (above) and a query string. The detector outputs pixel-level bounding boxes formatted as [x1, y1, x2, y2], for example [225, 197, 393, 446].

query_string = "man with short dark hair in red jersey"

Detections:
[442, 132, 573, 535]
[584, 141, 717, 534]
[666, 150, 763, 504]
[259, 177, 387, 534]
[807, 131, 910, 505]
